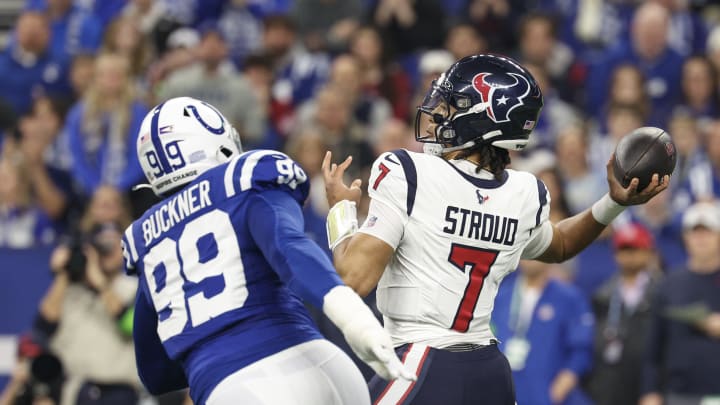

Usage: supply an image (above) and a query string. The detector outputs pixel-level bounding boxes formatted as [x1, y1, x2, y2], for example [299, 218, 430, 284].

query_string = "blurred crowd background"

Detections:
[0, 0, 720, 404]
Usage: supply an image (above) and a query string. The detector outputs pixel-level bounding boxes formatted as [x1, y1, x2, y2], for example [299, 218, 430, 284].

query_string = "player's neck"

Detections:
[461, 154, 491, 172]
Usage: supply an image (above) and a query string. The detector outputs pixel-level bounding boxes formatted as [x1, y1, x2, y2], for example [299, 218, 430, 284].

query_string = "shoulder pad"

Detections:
[225, 150, 310, 205]
[368, 149, 417, 216]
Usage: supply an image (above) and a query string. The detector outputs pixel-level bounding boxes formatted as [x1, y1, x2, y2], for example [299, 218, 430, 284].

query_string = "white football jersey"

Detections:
[359, 150, 553, 348]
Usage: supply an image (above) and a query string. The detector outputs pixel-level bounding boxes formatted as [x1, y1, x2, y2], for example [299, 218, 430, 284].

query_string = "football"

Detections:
[612, 127, 677, 191]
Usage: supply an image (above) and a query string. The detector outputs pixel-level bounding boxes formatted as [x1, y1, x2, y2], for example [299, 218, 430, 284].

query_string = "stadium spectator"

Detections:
[101, 16, 155, 86]
[617, 189, 687, 272]
[463, 0, 519, 53]
[707, 26, 720, 81]
[640, 201, 720, 405]
[586, 2, 684, 128]
[675, 55, 719, 126]
[156, 22, 264, 143]
[214, 0, 265, 68]
[264, 14, 330, 135]
[0, 12, 67, 116]
[290, 0, 362, 53]
[516, 12, 577, 104]
[121, 0, 168, 35]
[63, 53, 147, 197]
[13, 107, 75, 228]
[348, 26, 412, 120]
[493, 260, 594, 405]
[324, 53, 392, 143]
[593, 64, 650, 134]
[294, 84, 374, 178]
[40, 0, 103, 62]
[0, 151, 57, 248]
[77, 185, 132, 235]
[239, 51, 282, 150]
[666, 113, 706, 213]
[371, 118, 419, 156]
[0, 348, 64, 405]
[690, 120, 720, 201]
[444, 24, 487, 61]
[370, 0, 446, 56]
[554, 124, 617, 294]
[653, 0, 708, 57]
[555, 124, 606, 215]
[68, 53, 95, 100]
[36, 222, 140, 405]
[585, 223, 663, 405]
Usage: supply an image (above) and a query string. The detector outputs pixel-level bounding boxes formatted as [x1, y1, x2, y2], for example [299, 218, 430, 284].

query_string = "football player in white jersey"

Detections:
[322, 54, 670, 404]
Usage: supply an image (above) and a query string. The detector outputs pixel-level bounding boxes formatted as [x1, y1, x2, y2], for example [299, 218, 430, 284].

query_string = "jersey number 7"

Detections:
[448, 244, 499, 333]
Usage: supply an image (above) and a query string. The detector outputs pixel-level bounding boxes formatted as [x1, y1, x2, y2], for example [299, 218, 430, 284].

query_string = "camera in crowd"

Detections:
[12, 352, 64, 405]
[62, 223, 122, 283]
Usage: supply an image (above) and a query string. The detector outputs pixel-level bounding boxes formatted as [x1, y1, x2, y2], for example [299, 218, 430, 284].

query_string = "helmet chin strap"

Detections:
[422, 140, 478, 156]
[423, 128, 504, 156]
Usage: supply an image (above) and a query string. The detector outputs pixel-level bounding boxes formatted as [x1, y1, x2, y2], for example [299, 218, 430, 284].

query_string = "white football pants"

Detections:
[206, 339, 371, 405]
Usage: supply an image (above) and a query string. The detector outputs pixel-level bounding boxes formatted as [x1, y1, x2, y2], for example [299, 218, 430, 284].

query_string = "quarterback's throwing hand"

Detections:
[322, 151, 363, 207]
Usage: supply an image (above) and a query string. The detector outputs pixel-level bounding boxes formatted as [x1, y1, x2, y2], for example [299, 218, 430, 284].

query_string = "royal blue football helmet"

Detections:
[415, 54, 543, 152]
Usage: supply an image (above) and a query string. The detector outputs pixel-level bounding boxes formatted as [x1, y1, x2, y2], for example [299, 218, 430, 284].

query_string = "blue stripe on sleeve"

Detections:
[392, 150, 418, 216]
[535, 178, 548, 227]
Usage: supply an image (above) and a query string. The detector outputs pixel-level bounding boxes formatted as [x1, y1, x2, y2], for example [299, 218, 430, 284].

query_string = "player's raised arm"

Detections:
[533, 156, 670, 263]
[322, 151, 396, 297]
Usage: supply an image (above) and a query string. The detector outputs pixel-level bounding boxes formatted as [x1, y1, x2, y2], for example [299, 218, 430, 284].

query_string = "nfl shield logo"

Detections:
[523, 120, 535, 130]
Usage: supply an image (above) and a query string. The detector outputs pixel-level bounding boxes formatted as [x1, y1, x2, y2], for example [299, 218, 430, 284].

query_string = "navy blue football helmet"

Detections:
[415, 54, 543, 152]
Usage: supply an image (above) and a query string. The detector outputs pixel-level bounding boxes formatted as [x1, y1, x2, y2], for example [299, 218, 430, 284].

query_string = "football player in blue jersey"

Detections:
[322, 54, 670, 404]
[121, 97, 414, 404]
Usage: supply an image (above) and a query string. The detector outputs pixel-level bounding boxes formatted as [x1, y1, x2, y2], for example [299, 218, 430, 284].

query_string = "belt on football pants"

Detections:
[443, 340, 498, 352]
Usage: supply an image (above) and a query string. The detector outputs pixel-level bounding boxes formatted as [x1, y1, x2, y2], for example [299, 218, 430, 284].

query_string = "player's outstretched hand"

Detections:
[606, 155, 670, 206]
[323, 286, 416, 382]
[344, 321, 417, 382]
[322, 151, 362, 207]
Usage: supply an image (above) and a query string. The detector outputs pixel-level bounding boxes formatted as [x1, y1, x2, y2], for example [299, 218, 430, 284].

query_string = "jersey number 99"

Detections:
[142, 210, 247, 341]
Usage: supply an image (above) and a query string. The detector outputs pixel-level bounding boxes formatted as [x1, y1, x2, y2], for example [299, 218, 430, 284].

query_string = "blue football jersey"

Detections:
[122, 150, 342, 403]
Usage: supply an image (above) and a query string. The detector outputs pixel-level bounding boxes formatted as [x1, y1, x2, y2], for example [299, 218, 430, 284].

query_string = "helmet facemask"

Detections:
[414, 79, 495, 153]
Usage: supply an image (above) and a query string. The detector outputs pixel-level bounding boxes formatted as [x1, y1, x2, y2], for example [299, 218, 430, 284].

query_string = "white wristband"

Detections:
[591, 193, 626, 225]
[326, 200, 358, 251]
[322, 285, 378, 332]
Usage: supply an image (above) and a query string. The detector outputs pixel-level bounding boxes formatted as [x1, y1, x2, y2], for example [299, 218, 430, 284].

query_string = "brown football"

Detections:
[612, 127, 677, 191]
